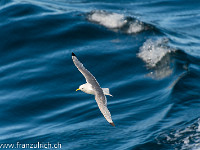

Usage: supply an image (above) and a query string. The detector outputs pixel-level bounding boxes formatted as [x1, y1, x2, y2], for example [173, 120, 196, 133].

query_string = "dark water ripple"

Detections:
[0, 0, 200, 150]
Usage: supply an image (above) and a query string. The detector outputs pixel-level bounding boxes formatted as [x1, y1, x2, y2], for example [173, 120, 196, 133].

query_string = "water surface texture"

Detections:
[0, 0, 200, 150]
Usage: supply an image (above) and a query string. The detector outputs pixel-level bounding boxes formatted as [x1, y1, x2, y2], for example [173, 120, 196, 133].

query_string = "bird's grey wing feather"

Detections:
[95, 95, 113, 123]
[72, 54, 98, 85]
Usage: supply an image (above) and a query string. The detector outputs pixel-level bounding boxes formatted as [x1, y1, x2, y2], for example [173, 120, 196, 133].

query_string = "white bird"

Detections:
[72, 52, 115, 126]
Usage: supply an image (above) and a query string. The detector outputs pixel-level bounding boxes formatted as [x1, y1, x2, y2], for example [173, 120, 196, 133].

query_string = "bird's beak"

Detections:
[76, 88, 80, 91]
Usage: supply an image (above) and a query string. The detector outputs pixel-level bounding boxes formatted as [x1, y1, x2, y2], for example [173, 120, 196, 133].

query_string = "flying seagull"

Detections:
[72, 52, 115, 126]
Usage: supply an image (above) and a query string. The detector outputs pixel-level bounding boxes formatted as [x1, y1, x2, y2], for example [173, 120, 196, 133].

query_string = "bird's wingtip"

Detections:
[110, 122, 115, 127]
[72, 52, 76, 56]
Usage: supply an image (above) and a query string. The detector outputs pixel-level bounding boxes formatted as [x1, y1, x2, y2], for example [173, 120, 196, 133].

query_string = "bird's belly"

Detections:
[85, 88, 95, 95]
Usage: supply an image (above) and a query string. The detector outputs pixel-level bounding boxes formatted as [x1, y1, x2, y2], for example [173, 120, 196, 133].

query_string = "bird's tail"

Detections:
[102, 88, 113, 97]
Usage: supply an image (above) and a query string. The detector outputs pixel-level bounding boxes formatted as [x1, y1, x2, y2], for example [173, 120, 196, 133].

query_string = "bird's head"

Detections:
[76, 84, 87, 92]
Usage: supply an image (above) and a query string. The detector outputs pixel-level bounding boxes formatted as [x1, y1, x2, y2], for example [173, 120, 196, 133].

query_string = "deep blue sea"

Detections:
[0, 0, 200, 150]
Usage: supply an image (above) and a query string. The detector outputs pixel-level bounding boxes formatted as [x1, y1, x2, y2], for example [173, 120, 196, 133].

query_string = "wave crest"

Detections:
[137, 38, 176, 79]
[157, 119, 200, 150]
[87, 10, 150, 34]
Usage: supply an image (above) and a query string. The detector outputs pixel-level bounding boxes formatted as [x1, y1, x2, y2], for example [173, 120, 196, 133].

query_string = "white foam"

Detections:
[137, 38, 176, 79]
[127, 21, 144, 34]
[88, 10, 127, 29]
[183, 137, 190, 144]
[137, 38, 172, 68]
[87, 10, 146, 34]
[197, 119, 200, 132]
[157, 118, 200, 150]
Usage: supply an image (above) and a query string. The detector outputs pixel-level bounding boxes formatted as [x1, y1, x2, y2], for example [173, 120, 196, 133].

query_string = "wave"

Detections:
[156, 118, 200, 150]
[0, 0, 12, 6]
[87, 10, 152, 34]
[137, 38, 174, 68]
[137, 38, 176, 79]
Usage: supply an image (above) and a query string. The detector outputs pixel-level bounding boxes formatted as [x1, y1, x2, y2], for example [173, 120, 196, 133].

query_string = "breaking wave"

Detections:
[137, 38, 174, 68]
[87, 10, 151, 34]
[137, 38, 176, 79]
[157, 118, 200, 150]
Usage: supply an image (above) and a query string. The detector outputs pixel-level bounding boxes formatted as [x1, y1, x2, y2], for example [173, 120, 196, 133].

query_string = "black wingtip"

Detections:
[72, 52, 76, 56]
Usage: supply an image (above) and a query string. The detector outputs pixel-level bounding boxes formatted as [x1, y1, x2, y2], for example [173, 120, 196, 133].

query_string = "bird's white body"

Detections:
[79, 83, 113, 97]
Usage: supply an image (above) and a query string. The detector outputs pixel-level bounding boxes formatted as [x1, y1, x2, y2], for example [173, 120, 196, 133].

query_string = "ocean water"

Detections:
[0, 0, 200, 150]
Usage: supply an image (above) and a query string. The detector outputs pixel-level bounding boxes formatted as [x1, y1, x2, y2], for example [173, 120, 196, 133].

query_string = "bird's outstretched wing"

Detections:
[72, 52, 114, 126]
[95, 94, 115, 126]
[72, 53, 98, 86]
